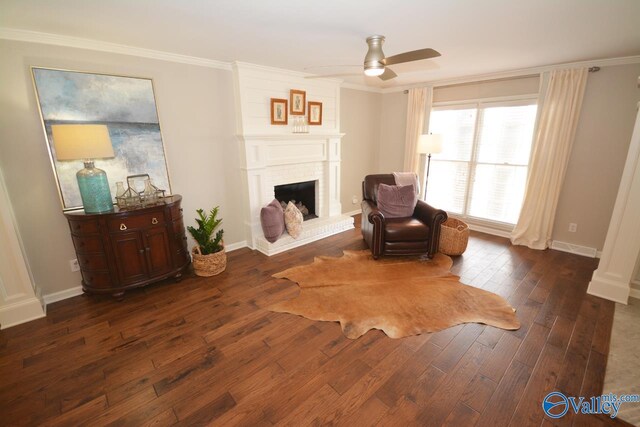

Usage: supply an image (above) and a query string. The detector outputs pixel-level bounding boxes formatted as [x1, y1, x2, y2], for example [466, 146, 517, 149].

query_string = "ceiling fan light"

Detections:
[364, 67, 385, 77]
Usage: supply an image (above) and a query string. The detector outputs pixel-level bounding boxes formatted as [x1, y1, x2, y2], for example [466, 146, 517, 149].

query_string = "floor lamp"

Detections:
[418, 134, 443, 199]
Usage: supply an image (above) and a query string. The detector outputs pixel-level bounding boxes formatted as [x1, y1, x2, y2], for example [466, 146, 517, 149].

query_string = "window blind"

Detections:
[426, 100, 538, 225]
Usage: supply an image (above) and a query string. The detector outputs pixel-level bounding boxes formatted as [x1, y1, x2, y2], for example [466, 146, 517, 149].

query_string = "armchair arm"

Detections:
[361, 200, 385, 258]
[362, 199, 384, 224]
[413, 200, 448, 257]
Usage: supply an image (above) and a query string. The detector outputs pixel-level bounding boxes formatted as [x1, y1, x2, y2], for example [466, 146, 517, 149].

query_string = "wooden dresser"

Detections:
[64, 195, 190, 298]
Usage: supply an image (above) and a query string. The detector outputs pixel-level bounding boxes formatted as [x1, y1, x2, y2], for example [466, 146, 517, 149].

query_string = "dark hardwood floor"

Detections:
[0, 215, 630, 426]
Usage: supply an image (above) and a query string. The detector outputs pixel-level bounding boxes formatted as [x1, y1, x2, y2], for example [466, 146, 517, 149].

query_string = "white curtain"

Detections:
[511, 68, 588, 249]
[403, 87, 433, 173]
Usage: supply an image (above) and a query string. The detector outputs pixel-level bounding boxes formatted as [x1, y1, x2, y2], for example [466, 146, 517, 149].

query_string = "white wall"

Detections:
[378, 91, 407, 173]
[553, 64, 640, 249]
[0, 39, 240, 296]
[233, 63, 340, 135]
[340, 88, 381, 211]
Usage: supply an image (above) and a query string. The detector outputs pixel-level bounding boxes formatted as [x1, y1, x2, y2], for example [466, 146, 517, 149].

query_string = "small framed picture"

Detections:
[290, 89, 306, 115]
[270, 98, 288, 125]
[308, 101, 323, 125]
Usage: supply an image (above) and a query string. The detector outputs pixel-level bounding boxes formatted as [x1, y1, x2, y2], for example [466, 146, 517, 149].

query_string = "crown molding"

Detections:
[379, 55, 640, 93]
[0, 27, 232, 70]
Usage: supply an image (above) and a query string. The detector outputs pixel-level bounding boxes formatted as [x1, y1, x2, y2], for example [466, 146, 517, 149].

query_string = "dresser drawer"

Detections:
[72, 235, 105, 253]
[169, 202, 183, 220]
[107, 212, 166, 232]
[77, 252, 109, 271]
[68, 219, 100, 235]
[173, 249, 191, 267]
[81, 270, 113, 289]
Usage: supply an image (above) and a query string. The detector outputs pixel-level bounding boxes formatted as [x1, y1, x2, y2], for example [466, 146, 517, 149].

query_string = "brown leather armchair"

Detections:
[361, 174, 447, 259]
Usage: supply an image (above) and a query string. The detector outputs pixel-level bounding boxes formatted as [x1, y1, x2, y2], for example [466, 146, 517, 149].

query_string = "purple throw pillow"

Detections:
[377, 183, 417, 218]
[260, 199, 285, 243]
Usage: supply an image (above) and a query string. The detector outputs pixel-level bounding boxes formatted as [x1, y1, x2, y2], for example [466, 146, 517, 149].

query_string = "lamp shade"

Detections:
[51, 124, 114, 160]
[417, 134, 443, 154]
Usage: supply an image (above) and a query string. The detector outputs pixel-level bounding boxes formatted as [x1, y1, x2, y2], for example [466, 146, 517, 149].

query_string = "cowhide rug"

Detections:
[268, 250, 520, 339]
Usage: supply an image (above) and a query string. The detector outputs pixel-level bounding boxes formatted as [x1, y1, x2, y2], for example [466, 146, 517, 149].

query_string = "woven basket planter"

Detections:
[439, 218, 470, 256]
[191, 245, 227, 277]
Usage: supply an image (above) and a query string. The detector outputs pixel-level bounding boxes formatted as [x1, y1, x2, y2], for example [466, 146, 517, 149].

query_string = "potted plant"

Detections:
[187, 206, 226, 277]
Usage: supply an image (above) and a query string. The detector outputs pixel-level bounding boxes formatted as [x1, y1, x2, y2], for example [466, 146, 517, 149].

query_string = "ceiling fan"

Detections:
[307, 35, 441, 81]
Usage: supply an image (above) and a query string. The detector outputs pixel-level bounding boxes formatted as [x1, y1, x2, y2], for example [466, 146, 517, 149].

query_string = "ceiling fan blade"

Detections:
[304, 73, 360, 79]
[383, 48, 441, 66]
[378, 68, 397, 81]
[304, 65, 361, 70]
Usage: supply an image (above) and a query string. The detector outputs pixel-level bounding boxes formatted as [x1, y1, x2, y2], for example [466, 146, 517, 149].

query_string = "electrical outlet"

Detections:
[568, 223, 577, 233]
[69, 258, 80, 272]
[352, 195, 358, 204]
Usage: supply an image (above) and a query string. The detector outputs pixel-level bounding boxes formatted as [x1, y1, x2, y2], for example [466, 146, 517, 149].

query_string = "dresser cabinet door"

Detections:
[111, 231, 148, 284]
[144, 226, 173, 277]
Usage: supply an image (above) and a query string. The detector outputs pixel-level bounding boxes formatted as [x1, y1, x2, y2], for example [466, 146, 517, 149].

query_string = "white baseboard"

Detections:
[631, 280, 640, 300]
[43, 286, 84, 306]
[343, 209, 362, 217]
[551, 240, 599, 258]
[588, 271, 632, 304]
[467, 223, 511, 239]
[225, 240, 248, 252]
[0, 297, 46, 329]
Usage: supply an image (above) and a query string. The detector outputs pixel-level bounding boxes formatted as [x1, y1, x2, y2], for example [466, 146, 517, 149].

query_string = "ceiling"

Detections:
[1, 0, 640, 88]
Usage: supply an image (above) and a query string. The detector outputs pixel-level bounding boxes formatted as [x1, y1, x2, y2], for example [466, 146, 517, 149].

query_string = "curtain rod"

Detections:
[403, 66, 601, 93]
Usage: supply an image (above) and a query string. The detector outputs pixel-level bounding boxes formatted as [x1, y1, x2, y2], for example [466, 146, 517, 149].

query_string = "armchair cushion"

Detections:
[376, 183, 417, 218]
[385, 217, 430, 242]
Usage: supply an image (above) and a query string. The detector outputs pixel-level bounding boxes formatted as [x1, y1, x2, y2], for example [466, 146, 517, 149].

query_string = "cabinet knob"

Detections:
[152, 217, 158, 225]
[120, 223, 127, 231]
[139, 249, 145, 254]
[146, 247, 151, 252]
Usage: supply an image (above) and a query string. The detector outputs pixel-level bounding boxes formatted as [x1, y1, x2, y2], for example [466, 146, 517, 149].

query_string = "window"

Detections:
[426, 99, 538, 226]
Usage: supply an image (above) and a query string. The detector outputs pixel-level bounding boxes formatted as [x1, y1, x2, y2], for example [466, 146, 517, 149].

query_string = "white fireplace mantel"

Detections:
[233, 63, 353, 255]
[237, 133, 353, 255]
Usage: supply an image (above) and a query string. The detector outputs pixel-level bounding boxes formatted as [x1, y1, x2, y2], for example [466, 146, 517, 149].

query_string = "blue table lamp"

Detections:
[51, 124, 115, 214]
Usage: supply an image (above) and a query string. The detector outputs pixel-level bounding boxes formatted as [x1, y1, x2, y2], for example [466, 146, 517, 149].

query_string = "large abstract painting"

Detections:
[32, 67, 171, 210]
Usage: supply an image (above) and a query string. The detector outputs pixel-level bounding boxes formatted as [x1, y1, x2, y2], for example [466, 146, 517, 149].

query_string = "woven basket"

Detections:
[439, 218, 470, 256]
[191, 245, 227, 277]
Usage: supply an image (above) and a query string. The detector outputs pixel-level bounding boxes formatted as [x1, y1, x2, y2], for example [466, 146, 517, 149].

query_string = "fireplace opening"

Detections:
[274, 180, 317, 221]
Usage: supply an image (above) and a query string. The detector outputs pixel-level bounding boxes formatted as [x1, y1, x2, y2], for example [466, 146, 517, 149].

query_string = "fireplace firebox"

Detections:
[274, 180, 317, 221]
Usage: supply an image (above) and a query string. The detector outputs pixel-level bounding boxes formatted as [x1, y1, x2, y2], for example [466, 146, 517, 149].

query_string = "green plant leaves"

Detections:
[187, 206, 224, 255]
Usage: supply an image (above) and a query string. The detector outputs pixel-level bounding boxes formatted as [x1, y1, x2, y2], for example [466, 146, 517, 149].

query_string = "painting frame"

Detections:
[31, 66, 172, 211]
[308, 101, 323, 126]
[270, 98, 288, 125]
[289, 89, 306, 116]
